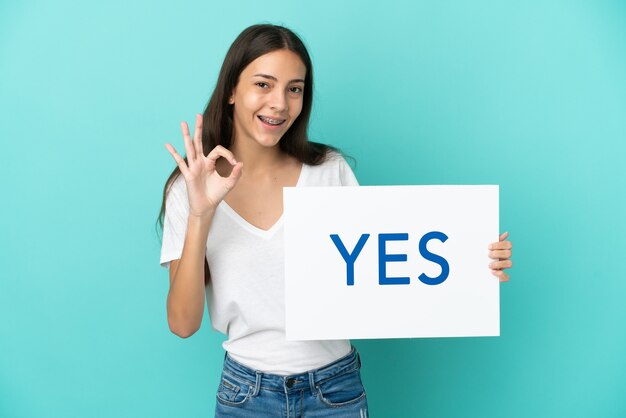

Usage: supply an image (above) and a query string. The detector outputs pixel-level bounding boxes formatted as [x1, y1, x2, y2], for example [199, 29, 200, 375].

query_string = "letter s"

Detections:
[418, 231, 449, 285]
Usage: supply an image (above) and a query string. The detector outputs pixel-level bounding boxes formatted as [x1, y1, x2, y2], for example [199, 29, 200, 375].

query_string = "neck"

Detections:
[229, 139, 286, 175]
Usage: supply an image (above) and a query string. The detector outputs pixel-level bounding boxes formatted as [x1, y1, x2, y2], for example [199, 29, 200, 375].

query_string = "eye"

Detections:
[255, 82, 269, 89]
[289, 86, 303, 94]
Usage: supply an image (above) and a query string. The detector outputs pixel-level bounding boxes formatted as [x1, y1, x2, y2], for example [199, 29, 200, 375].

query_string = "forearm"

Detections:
[166, 211, 214, 337]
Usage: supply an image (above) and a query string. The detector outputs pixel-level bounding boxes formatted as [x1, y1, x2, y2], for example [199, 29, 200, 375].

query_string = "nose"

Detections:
[269, 89, 288, 113]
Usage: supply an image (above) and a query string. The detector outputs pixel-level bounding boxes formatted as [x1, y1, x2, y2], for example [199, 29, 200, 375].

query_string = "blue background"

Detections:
[1, 0, 625, 417]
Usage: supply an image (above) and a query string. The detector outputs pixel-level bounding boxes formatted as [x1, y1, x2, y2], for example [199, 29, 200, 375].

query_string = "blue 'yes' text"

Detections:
[330, 232, 449, 286]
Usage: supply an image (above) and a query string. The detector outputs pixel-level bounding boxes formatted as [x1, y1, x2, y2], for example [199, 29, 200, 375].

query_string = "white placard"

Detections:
[283, 185, 499, 340]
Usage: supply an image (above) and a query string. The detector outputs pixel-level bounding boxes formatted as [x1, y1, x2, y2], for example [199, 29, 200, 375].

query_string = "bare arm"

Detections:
[166, 212, 214, 338]
[163, 114, 242, 338]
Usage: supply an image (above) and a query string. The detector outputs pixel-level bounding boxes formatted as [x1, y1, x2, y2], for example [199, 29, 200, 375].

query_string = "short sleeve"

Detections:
[338, 155, 359, 186]
[160, 175, 190, 268]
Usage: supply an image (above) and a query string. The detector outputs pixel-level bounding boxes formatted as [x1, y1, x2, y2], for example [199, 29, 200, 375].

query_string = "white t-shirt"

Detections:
[160, 152, 358, 375]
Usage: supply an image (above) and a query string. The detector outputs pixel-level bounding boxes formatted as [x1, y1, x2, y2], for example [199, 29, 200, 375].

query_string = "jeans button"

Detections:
[286, 378, 295, 388]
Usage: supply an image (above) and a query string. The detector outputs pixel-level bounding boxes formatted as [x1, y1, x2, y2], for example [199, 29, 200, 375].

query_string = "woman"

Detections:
[158, 24, 513, 417]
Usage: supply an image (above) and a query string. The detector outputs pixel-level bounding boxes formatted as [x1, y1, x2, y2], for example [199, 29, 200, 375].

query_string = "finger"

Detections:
[212, 145, 238, 164]
[226, 162, 244, 186]
[491, 269, 510, 282]
[207, 145, 238, 171]
[181, 121, 196, 161]
[193, 114, 204, 157]
[165, 143, 191, 177]
[499, 231, 509, 241]
[489, 260, 513, 270]
[488, 240, 512, 250]
[488, 249, 512, 260]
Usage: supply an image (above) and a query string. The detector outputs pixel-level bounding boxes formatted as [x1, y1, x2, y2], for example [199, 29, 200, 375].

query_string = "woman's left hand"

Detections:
[488, 232, 513, 282]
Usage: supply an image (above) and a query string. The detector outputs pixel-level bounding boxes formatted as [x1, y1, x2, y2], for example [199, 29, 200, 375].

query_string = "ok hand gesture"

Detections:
[165, 114, 243, 218]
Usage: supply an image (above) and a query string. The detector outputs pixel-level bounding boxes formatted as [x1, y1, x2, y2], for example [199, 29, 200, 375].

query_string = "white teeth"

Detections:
[259, 116, 284, 125]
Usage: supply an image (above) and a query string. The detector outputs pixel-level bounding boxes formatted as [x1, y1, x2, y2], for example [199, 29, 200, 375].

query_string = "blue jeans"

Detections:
[214, 346, 369, 417]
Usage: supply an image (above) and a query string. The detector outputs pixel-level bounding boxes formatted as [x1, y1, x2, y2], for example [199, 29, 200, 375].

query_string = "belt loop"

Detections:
[308, 371, 316, 395]
[252, 371, 262, 397]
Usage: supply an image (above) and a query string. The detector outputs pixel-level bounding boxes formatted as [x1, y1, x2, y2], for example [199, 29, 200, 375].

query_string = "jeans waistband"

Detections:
[222, 346, 361, 394]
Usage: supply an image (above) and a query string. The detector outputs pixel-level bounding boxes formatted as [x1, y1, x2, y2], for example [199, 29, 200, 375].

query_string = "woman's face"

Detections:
[230, 49, 306, 149]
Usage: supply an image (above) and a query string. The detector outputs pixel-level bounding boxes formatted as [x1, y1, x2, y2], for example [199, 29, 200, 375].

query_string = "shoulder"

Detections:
[303, 150, 358, 186]
[164, 174, 189, 208]
[168, 173, 187, 194]
[311, 149, 350, 169]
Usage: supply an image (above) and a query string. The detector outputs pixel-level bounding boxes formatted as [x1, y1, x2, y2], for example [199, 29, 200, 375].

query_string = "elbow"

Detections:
[167, 315, 200, 338]
[170, 326, 196, 339]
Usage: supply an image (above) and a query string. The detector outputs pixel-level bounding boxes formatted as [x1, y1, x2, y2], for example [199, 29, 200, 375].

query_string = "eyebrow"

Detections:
[252, 73, 305, 84]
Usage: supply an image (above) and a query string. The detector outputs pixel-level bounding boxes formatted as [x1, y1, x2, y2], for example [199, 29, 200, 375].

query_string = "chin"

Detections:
[256, 137, 283, 148]
[254, 132, 286, 148]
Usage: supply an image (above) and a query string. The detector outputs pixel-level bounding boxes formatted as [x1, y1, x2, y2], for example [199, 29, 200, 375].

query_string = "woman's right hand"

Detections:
[165, 114, 243, 218]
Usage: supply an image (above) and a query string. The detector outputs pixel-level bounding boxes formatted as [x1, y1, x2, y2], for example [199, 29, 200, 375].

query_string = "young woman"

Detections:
[158, 24, 513, 417]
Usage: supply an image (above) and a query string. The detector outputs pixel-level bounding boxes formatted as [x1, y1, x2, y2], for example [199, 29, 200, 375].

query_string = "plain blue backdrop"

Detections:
[1, 0, 625, 417]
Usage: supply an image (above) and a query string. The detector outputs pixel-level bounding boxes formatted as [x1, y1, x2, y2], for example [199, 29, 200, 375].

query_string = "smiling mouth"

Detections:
[258, 115, 286, 126]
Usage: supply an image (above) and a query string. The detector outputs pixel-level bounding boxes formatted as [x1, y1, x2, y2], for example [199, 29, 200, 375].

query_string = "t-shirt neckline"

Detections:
[218, 162, 309, 239]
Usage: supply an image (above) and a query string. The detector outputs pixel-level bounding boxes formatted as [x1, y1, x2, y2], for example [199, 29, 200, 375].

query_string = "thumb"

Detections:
[227, 162, 243, 185]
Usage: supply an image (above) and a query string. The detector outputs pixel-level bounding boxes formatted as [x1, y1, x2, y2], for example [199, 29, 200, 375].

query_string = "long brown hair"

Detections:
[157, 24, 337, 284]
